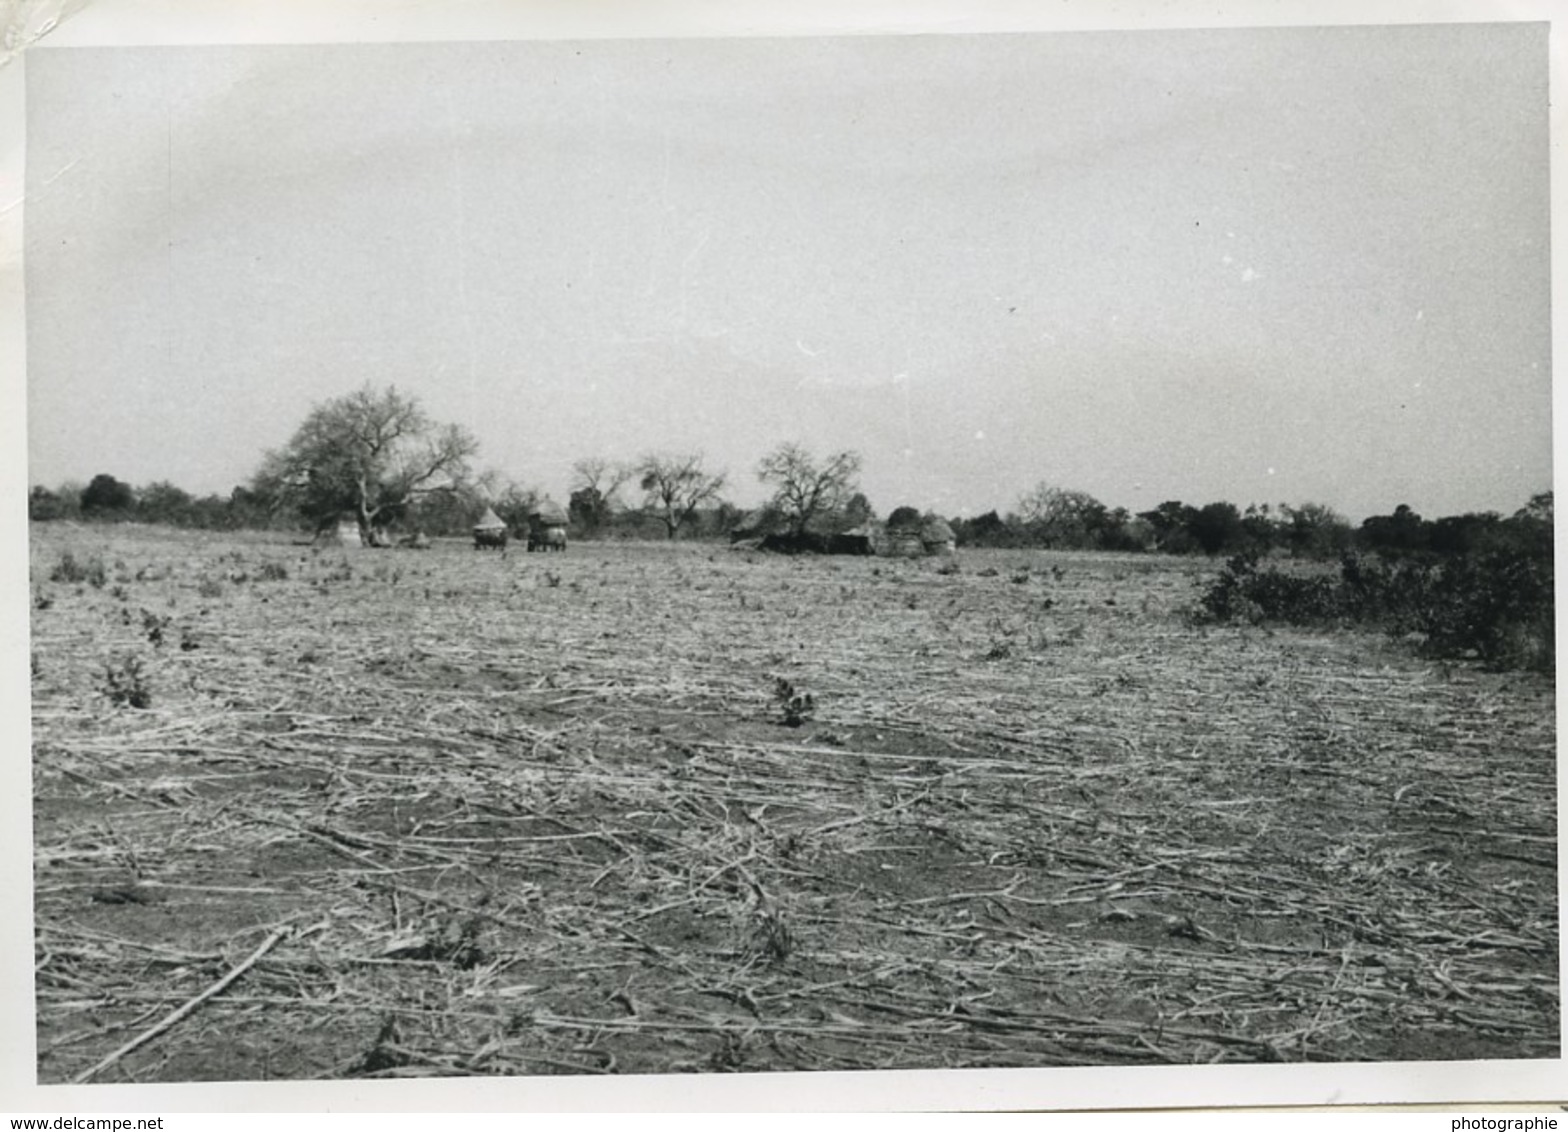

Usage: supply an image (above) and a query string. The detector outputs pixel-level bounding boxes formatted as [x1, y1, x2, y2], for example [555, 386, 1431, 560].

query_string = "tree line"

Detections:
[26, 384, 1553, 561]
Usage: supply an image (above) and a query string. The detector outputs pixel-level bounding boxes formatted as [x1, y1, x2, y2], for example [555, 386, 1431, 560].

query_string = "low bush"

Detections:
[1199, 538, 1554, 672]
[772, 677, 815, 727]
[1199, 552, 1340, 625]
[1413, 547, 1555, 672]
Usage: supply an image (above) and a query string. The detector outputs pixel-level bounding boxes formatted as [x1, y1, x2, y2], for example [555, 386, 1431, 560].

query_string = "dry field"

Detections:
[27, 522, 1558, 1082]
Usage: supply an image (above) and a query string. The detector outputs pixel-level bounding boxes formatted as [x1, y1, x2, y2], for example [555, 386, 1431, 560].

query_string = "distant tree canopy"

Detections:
[254, 384, 478, 540]
[756, 443, 864, 538]
[80, 473, 135, 516]
[136, 481, 194, 525]
[1015, 484, 1109, 548]
[569, 486, 609, 533]
[1359, 503, 1430, 556]
[1138, 501, 1200, 554]
[1518, 491, 1554, 524]
[29, 485, 72, 522]
[636, 452, 727, 540]
[490, 481, 545, 534]
[568, 457, 634, 535]
[950, 510, 1018, 548]
[1188, 501, 1245, 556]
[842, 492, 876, 528]
[32, 406, 1548, 568]
[1354, 495, 1554, 562]
[1281, 502, 1352, 558]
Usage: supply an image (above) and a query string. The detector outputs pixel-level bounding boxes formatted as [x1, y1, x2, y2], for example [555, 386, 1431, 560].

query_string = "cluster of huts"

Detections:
[315, 501, 956, 559]
[312, 516, 429, 550]
[311, 499, 571, 552]
[729, 510, 956, 558]
[472, 499, 570, 552]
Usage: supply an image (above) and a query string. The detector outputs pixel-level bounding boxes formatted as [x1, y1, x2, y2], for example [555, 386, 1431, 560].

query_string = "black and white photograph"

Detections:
[4, 0, 1561, 1113]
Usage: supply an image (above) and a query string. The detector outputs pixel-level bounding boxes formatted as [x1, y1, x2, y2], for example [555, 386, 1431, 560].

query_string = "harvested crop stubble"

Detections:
[29, 526, 1557, 1081]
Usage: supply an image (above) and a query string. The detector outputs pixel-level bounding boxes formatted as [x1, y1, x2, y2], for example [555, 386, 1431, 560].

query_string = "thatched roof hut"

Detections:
[528, 498, 569, 529]
[828, 523, 882, 556]
[314, 514, 364, 548]
[474, 506, 507, 532]
[883, 513, 955, 557]
[921, 516, 957, 556]
[884, 512, 926, 558]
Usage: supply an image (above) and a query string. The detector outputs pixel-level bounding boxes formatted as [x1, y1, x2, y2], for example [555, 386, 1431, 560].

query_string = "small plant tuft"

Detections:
[743, 902, 794, 967]
[772, 677, 815, 727]
[102, 655, 153, 709]
[140, 608, 172, 647]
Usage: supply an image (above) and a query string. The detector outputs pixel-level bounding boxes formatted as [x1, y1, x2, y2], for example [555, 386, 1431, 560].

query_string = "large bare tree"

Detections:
[255, 384, 478, 541]
[636, 452, 727, 540]
[570, 456, 634, 504]
[756, 443, 864, 538]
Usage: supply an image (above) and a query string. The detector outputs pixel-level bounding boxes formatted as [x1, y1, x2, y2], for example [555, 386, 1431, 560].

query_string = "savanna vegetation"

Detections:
[28, 522, 1557, 1081]
[31, 384, 1554, 671]
[27, 382, 1557, 1082]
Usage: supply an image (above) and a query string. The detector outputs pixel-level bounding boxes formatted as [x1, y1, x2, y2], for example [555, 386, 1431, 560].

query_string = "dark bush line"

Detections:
[31, 471, 1553, 564]
[1199, 532, 1554, 673]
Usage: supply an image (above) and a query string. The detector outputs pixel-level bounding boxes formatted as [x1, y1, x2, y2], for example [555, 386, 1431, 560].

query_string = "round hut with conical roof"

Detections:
[314, 513, 365, 549]
[920, 516, 957, 556]
[527, 498, 570, 552]
[473, 506, 509, 550]
[883, 510, 956, 557]
[884, 510, 927, 558]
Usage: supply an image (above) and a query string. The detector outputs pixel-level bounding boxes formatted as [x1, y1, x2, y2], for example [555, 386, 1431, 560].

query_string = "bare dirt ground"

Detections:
[27, 523, 1558, 1082]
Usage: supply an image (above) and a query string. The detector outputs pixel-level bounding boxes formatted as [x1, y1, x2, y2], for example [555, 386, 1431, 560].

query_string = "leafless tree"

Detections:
[570, 456, 634, 505]
[756, 443, 864, 537]
[636, 452, 727, 539]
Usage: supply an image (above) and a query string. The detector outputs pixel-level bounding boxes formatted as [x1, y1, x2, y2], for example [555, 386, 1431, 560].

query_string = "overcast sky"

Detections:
[23, 23, 1550, 521]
